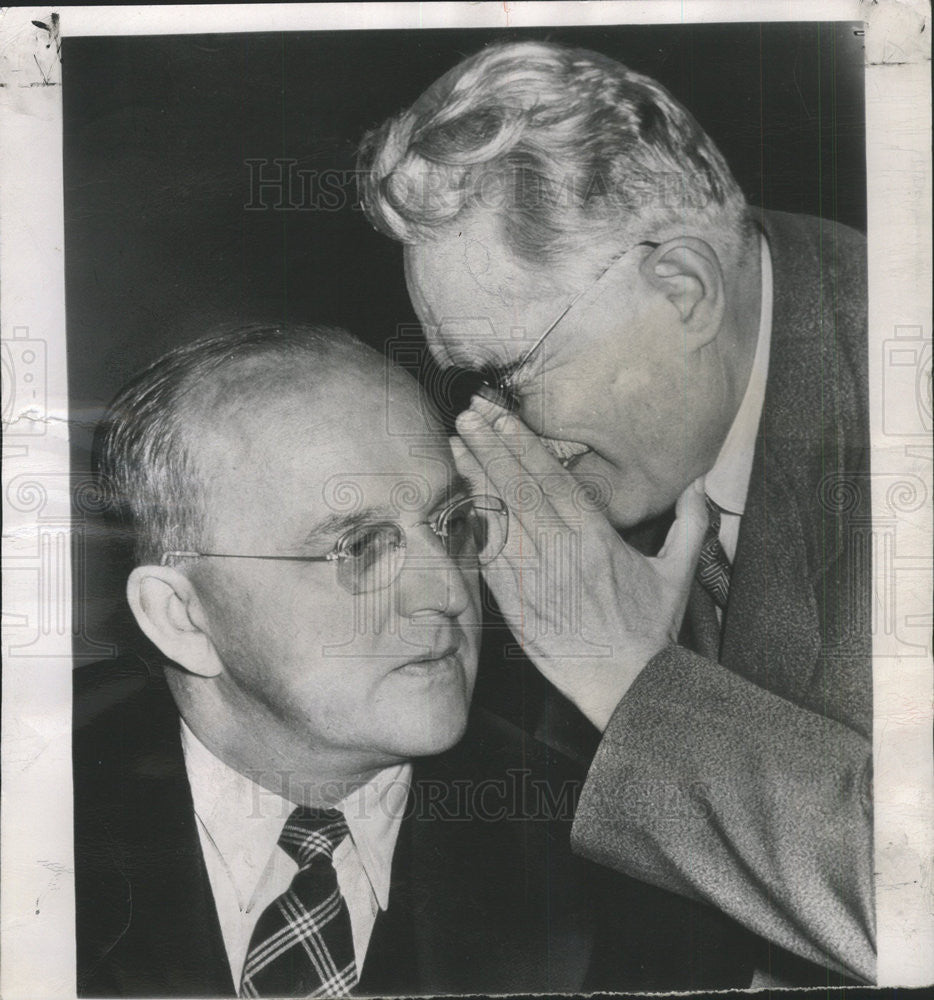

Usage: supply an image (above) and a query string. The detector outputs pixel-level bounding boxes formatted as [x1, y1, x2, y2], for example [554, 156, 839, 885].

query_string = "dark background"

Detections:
[65, 23, 866, 731]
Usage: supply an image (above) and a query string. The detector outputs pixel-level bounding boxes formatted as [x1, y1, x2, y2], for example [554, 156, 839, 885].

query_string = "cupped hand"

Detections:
[452, 397, 706, 731]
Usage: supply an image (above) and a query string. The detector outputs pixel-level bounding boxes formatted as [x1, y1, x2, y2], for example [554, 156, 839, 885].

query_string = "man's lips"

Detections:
[561, 449, 592, 472]
[537, 433, 593, 467]
[395, 645, 460, 676]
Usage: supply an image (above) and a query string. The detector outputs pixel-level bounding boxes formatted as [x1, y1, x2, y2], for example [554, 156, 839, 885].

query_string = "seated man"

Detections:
[74, 322, 754, 997]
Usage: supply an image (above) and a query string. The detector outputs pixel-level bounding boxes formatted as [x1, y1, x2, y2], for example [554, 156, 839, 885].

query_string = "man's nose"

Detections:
[395, 528, 474, 619]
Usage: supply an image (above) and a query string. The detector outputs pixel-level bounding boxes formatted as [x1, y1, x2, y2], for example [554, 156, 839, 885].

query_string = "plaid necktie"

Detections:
[696, 495, 732, 610]
[239, 808, 358, 999]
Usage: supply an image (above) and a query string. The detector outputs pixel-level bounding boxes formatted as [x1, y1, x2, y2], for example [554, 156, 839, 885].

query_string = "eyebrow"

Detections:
[437, 324, 517, 375]
[301, 472, 474, 549]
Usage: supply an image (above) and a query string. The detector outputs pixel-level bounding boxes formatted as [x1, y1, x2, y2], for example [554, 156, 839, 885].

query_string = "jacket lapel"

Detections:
[718, 214, 828, 693]
[720, 445, 821, 694]
[93, 679, 235, 997]
[353, 805, 419, 996]
[358, 719, 594, 995]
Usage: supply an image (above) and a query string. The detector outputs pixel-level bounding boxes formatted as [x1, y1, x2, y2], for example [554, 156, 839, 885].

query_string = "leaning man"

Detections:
[359, 40, 873, 984]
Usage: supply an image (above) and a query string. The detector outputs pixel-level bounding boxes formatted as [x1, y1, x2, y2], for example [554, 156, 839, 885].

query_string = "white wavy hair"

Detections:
[358, 41, 752, 283]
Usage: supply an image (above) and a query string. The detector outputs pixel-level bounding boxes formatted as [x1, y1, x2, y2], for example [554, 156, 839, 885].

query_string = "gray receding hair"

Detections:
[95, 322, 367, 566]
[358, 41, 752, 279]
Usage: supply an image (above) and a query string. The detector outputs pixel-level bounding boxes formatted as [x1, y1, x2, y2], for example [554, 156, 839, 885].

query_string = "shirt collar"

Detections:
[339, 762, 410, 910]
[180, 719, 410, 913]
[705, 231, 774, 516]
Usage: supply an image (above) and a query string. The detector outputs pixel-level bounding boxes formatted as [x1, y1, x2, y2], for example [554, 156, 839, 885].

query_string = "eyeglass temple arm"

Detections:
[500, 239, 661, 393]
[160, 551, 339, 566]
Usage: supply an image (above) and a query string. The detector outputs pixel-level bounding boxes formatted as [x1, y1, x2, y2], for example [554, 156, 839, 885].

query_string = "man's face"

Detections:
[405, 221, 729, 528]
[188, 360, 482, 772]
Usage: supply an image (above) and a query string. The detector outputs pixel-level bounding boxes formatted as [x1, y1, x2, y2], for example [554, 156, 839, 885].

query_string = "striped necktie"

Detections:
[696, 495, 732, 610]
[239, 808, 358, 998]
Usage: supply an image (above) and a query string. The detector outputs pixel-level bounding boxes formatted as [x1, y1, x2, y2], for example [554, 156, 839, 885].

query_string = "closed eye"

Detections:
[477, 360, 510, 389]
[498, 363, 525, 390]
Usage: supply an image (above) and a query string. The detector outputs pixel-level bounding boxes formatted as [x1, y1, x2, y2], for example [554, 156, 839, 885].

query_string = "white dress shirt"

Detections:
[704, 232, 774, 566]
[180, 720, 411, 988]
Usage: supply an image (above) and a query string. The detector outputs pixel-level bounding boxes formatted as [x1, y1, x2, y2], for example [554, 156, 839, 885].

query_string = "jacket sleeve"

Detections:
[570, 644, 875, 983]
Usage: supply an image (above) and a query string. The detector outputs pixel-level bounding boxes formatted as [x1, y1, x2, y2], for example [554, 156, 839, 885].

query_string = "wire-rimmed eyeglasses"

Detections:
[476, 240, 660, 413]
[161, 494, 508, 595]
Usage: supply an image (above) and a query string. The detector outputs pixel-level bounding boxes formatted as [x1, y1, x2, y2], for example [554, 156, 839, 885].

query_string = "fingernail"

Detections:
[458, 408, 485, 428]
[693, 476, 706, 494]
[474, 385, 513, 412]
[470, 394, 503, 420]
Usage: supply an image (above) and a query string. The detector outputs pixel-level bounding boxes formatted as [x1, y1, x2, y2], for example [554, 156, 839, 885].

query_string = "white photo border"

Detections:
[1, 2, 931, 994]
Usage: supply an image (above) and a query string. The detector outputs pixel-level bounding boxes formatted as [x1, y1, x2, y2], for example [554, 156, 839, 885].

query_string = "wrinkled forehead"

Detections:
[405, 230, 565, 371]
[185, 355, 457, 531]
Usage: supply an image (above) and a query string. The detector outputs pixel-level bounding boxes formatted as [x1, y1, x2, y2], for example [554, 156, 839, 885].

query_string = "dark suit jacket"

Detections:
[570, 210, 873, 983]
[74, 656, 755, 997]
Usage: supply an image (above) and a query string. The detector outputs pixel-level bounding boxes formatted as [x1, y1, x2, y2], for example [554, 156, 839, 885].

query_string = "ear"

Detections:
[127, 565, 224, 678]
[641, 237, 726, 346]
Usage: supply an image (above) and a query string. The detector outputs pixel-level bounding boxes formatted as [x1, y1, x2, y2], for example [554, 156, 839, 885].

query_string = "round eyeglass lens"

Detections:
[336, 522, 406, 594]
[440, 497, 508, 565]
